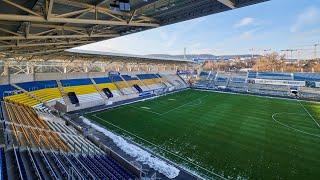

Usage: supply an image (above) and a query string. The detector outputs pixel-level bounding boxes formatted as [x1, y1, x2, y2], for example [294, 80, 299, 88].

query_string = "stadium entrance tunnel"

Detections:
[102, 88, 114, 98]
[133, 84, 143, 93]
[67, 92, 79, 105]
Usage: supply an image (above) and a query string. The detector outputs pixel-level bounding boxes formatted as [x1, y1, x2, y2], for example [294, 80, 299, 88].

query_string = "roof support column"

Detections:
[2, 62, 9, 76]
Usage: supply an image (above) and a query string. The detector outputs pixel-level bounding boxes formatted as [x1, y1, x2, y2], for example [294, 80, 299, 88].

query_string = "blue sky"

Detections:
[76, 0, 320, 58]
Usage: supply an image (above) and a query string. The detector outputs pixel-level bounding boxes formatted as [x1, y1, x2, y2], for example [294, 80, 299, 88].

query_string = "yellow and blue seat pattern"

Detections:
[3, 80, 60, 107]
[1, 74, 163, 106]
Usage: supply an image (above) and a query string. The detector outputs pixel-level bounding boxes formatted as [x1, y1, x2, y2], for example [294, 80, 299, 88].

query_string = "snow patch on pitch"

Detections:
[80, 116, 180, 179]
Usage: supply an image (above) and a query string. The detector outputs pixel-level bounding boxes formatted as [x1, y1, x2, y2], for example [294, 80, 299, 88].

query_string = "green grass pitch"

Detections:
[85, 89, 320, 179]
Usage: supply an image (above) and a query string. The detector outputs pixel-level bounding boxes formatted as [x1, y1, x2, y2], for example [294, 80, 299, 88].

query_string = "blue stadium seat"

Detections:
[294, 73, 320, 81]
[248, 71, 257, 78]
[121, 75, 138, 81]
[29, 150, 46, 179]
[87, 156, 118, 179]
[216, 77, 228, 82]
[68, 154, 94, 179]
[47, 152, 68, 177]
[101, 155, 134, 179]
[14, 148, 28, 180]
[200, 72, 209, 77]
[61, 78, 92, 87]
[0, 84, 17, 100]
[137, 73, 158, 80]
[232, 78, 246, 83]
[93, 77, 112, 84]
[0, 148, 7, 180]
[16, 80, 57, 91]
[78, 155, 107, 179]
[109, 75, 123, 82]
[256, 72, 292, 80]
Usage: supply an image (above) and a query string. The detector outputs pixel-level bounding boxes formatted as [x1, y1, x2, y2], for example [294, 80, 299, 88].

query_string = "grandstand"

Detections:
[195, 71, 320, 101]
[0, 71, 189, 179]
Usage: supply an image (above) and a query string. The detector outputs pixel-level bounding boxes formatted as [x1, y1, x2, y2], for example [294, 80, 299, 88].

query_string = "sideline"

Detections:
[297, 100, 320, 128]
[194, 88, 320, 104]
[91, 114, 227, 180]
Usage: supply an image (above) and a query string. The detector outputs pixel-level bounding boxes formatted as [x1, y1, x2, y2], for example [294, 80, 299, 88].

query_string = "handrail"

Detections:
[13, 146, 27, 180]
[27, 147, 44, 180]
[38, 148, 58, 179]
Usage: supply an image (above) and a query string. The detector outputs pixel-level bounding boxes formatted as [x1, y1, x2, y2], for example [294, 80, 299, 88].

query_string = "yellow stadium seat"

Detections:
[126, 80, 144, 87]
[114, 81, 129, 89]
[63, 85, 97, 95]
[5, 93, 40, 107]
[32, 88, 62, 102]
[96, 83, 118, 91]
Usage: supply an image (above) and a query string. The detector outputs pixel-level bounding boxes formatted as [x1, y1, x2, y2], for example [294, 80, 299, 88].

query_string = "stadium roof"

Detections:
[67, 49, 194, 62]
[0, 0, 269, 58]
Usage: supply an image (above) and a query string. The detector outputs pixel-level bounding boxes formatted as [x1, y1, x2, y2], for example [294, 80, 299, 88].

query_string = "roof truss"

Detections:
[0, 0, 269, 57]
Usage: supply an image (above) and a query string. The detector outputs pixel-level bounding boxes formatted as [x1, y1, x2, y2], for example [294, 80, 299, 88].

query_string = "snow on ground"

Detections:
[80, 116, 180, 179]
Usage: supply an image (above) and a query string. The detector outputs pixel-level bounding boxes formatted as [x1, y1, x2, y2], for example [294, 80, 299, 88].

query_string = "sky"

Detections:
[75, 0, 320, 59]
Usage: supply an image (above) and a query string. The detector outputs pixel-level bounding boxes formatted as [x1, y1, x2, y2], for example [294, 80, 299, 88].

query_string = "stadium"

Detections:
[0, 0, 320, 180]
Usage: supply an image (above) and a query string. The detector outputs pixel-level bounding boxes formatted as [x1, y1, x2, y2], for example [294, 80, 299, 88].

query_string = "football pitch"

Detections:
[85, 89, 320, 179]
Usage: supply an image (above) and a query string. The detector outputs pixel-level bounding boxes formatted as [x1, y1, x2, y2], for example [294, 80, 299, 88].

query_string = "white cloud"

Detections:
[234, 17, 255, 28]
[239, 28, 259, 40]
[290, 7, 320, 32]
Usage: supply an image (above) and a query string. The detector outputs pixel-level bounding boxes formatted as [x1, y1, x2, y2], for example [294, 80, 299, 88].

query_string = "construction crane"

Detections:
[280, 49, 298, 60]
[314, 42, 320, 60]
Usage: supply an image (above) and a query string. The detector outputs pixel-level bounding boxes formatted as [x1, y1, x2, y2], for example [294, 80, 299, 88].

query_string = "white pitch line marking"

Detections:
[91, 114, 227, 180]
[297, 100, 320, 129]
[129, 105, 162, 115]
[161, 95, 208, 115]
[271, 112, 320, 138]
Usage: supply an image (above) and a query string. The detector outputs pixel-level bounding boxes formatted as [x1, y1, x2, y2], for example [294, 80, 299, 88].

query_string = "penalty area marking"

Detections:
[271, 112, 320, 138]
[91, 114, 227, 180]
[127, 95, 207, 116]
[161, 95, 208, 116]
[297, 100, 320, 129]
[186, 99, 203, 107]
[128, 105, 162, 115]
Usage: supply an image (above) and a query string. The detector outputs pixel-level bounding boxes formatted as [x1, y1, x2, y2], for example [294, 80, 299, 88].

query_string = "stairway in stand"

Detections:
[56, 80, 72, 106]
[136, 75, 151, 90]
[89, 78, 108, 101]
[155, 74, 170, 88]
[119, 75, 137, 94]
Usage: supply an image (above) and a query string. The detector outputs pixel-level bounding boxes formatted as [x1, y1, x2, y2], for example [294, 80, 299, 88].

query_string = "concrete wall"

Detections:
[0, 71, 176, 85]
[10, 74, 34, 84]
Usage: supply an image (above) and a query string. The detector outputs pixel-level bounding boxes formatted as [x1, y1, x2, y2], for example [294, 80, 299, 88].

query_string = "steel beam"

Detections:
[2, 0, 42, 17]
[47, 0, 55, 19]
[0, 40, 94, 48]
[217, 0, 235, 9]
[0, 33, 119, 40]
[0, 14, 159, 27]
